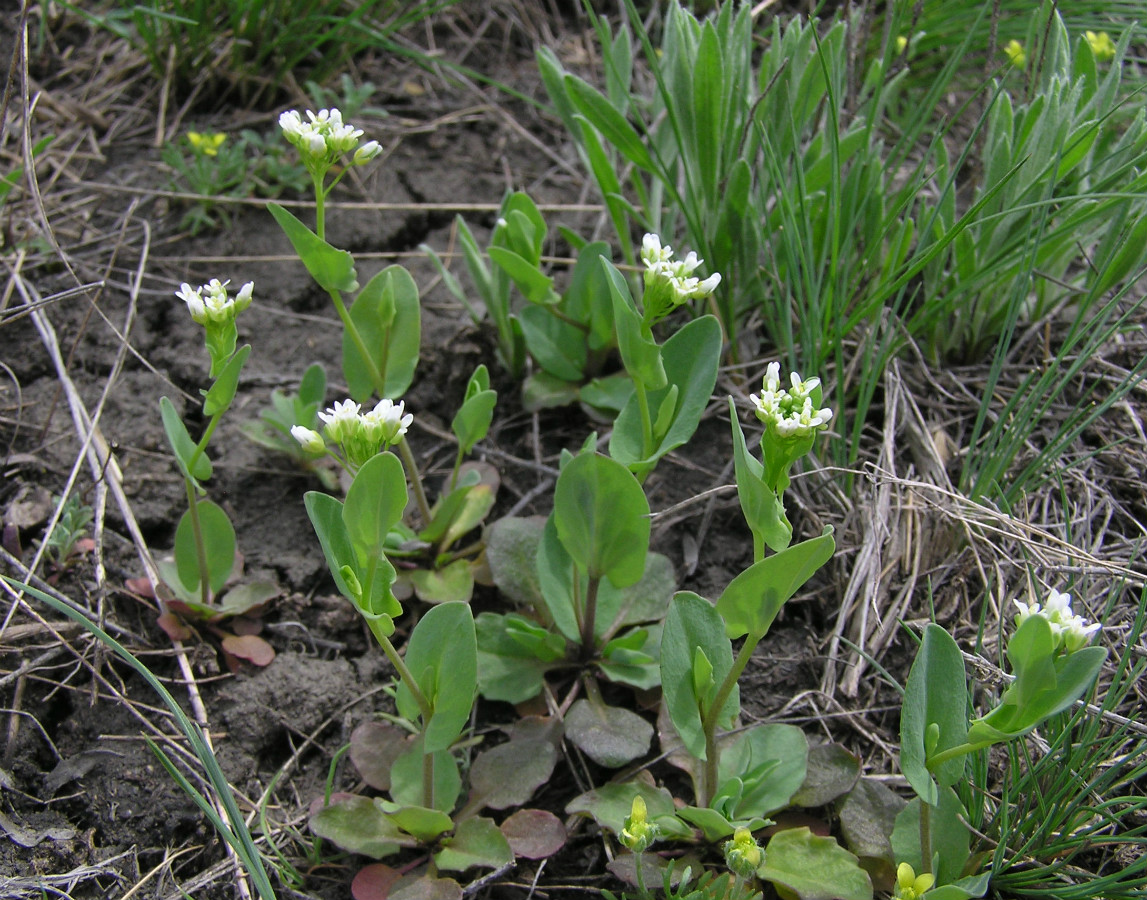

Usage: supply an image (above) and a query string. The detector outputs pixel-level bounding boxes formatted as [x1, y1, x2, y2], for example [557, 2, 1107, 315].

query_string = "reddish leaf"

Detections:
[124, 576, 156, 599]
[499, 809, 566, 859]
[156, 612, 194, 642]
[308, 792, 359, 817]
[220, 633, 275, 666]
[350, 721, 410, 791]
[352, 864, 402, 900]
[230, 616, 263, 636]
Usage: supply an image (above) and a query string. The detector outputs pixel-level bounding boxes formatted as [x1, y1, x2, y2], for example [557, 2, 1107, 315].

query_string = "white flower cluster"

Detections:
[292, 398, 412, 461]
[640, 233, 721, 303]
[278, 108, 381, 167]
[1014, 587, 1102, 653]
[749, 362, 833, 438]
[176, 278, 253, 326]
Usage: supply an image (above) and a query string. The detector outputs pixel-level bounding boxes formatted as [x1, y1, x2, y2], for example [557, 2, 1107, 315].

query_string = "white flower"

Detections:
[176, 278, 252, 325]
[176, 283, 207, 323]
[640, 233, 721, 316]
[318, 399, 361, 444]
[641, 233, 674, 269]
[290, 425, 325, 454]
[354, 140, 382, 165]
[362, 398, 412, 446]
[749, 363, 833, 439]
[280, 106, 375, 167]
[1014, 587, 1102, 653]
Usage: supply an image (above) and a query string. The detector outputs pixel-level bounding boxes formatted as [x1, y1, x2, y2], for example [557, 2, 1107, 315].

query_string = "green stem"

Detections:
[313, 173, 326, 240]
[578, 574, 602, 662]
[927, 741, 988, 770]
[700, 631, 763, 807]
[422, 746, 436, 812]
[633, 379, 654, 460]
[634, 849, 648, 899]
[398, 436, 433, 527]
[920, 798, 933, 876]
[375, 630, 433, 725]
[183, 477, 211, 607]
[328, 287, 387, 396]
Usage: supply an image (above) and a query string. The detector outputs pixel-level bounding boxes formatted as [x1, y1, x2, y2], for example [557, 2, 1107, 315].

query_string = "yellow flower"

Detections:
[724, 827, 764, 878]
[894, 862, 935, 900]
[1004, 39, 1026, 69]
[1085, 31, 1116, 62]
[896, 35, 909, 54]
[620, 795, 659, 853]
[188, 132, 226, 157]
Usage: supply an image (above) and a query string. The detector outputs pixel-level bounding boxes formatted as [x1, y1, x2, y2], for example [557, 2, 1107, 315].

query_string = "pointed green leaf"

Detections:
[268, 202, 358, 293]
[343, 452, 408, 557]
[201, 344, 250, 416]
[900, 624, 969, 804]
[160, 397, 211, 485]
[717, 528, 834, 639]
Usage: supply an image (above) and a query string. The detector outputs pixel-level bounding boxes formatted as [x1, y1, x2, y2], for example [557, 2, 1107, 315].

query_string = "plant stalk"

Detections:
[700, 631, 762, 807]
[634, 379, 654, 461]
[183, 478, 211, 607]
[579, 574, 603, 661]
[398, 436, 433, 527]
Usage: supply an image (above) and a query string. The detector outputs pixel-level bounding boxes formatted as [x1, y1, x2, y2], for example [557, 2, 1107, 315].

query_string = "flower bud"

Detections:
[724, 827, 763, 879]
[290, 425, 326, 455]
[619, 795, 659, 854]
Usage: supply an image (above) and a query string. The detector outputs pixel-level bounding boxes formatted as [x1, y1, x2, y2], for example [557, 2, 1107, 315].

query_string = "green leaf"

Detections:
[268, 202, 358, 293]
[304, 491, 357, 601]
[517, 305, 587, 383]
[597, 624, 663, 691]
[661, 592, 738, 759]
[451, 365, 497, 455]
[408, 560, 475, 605]
[900, 624, 969, 804]
[343, 452, 408, 559]
[475, 612, 560, 704]
[298, 362, 326, 407]
[201, 344, 250, 417]
[565, 699, 653, 768]
[609, 316, 722, 476]
[390, 737, 461, 813]
[758, 828, 873, 900]
[717, 528, 835, 639]
[789, 743, 861, 808]
[421, 484, 495, 551]
[602, 260, 665, 390]
[890, 787, 971, 887]
[553, 452, 651, 587]
[434, 817, 513, 873]
[485, 517, 546, 608]
[730, 398, 791, 552]
[720, 723, 808, 818]
[309, 796, 410, 859]
[838, 777, 906, 865]
[566, 781, 686, 839]
[488, 246, 557, 305]
[470, 737, 558, 810]
[159, 397, 211, 485]
[384, 805, 454, 843]
[173, 500, 235, 596]
[522, 370, 581, 411]
[563, 73, 655, 172]
[343, 265, 421, 402]
[395, 603, 477, 754]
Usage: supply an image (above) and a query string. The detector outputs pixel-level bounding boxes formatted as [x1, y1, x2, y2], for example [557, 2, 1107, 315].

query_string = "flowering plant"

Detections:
[156, 278, 277, 664]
